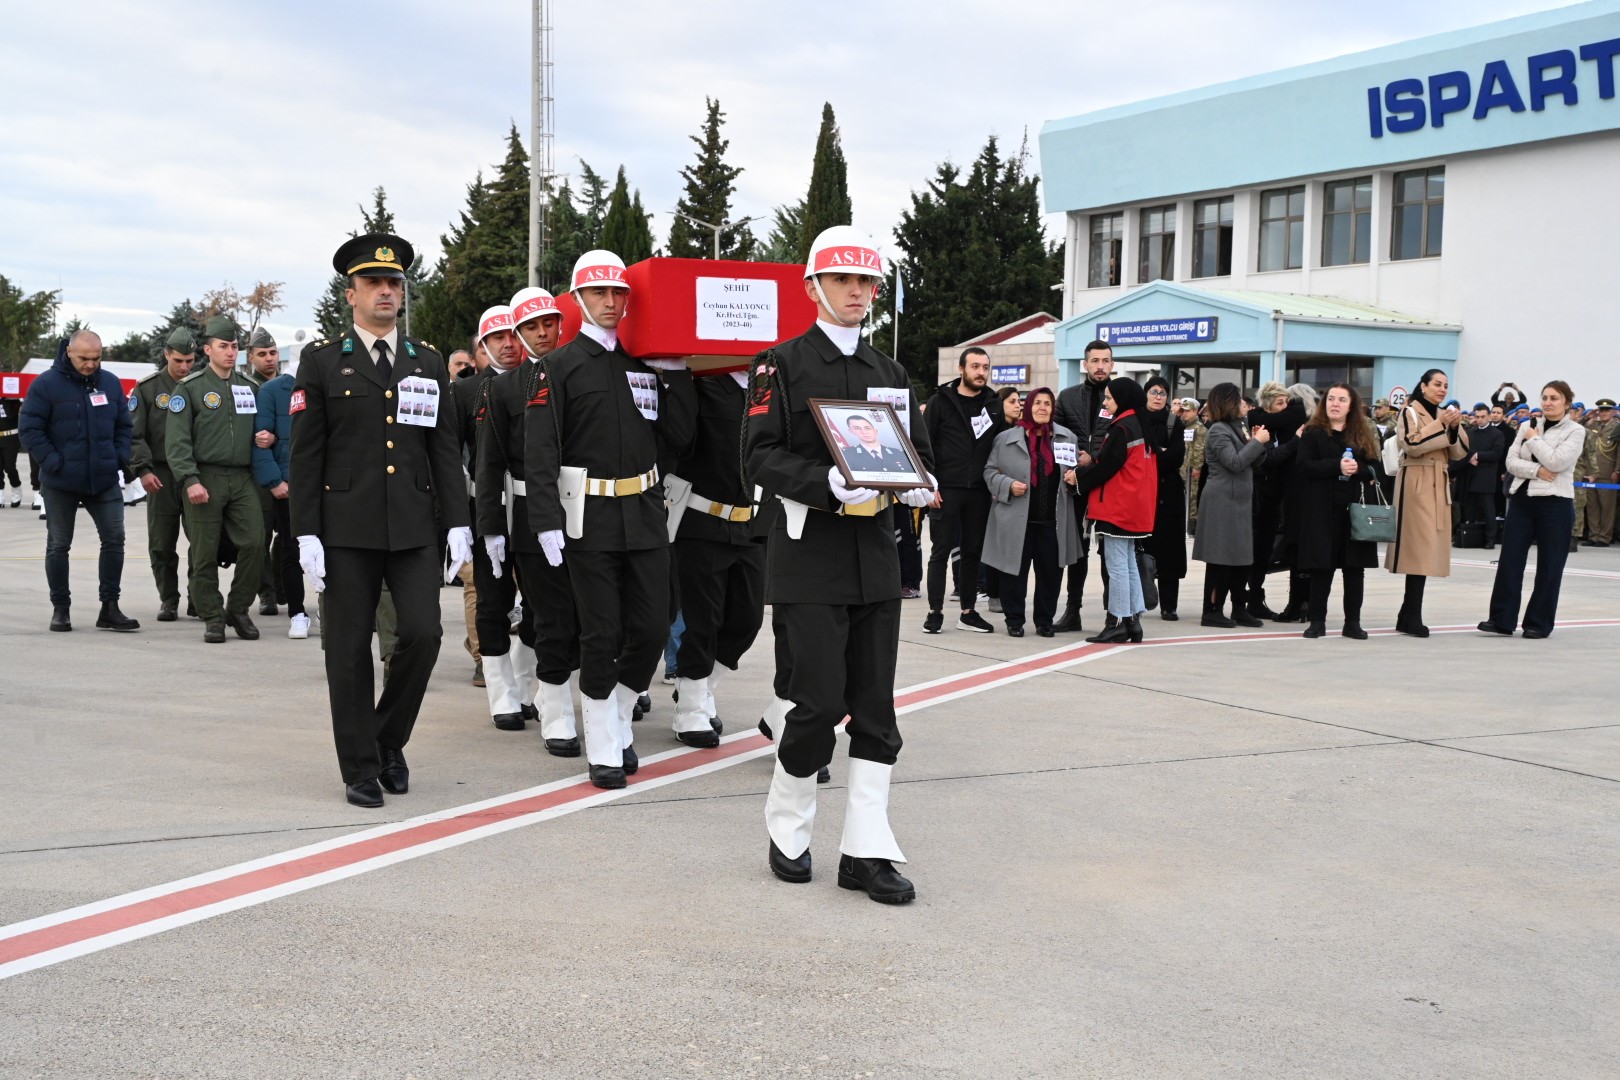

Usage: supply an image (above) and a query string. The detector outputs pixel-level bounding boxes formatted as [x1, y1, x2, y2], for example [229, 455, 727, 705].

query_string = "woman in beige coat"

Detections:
[1386, 368, 1469, 635]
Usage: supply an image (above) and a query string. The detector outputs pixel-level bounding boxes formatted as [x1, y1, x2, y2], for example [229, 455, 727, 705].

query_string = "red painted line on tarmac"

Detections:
[5, 616, 1619, 979]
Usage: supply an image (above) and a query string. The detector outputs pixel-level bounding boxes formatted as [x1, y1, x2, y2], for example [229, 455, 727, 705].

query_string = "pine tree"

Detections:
[798, 103, 852, 262]
[666, 98, 754, 261]
[578, 161, 611, 242]
[599, 167, 654, 263]
[870, 134, 1060, 388]
[756, 201, 805, 265]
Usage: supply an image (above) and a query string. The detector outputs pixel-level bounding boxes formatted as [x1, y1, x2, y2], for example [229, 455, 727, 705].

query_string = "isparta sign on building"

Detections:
[1368, 35, 1620, 136]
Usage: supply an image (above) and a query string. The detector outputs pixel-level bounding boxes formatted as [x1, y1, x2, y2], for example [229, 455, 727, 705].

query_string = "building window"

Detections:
[1258, 186, 1305, 271]
[1288, 358, 1374, 406]
[1392, 167, 1444, 260]
[1088, 212, 1123, 288]
[1321, 177, 1372, 266]
[1138, 205, 1176, 282]
[1191, 197, 1233, 278]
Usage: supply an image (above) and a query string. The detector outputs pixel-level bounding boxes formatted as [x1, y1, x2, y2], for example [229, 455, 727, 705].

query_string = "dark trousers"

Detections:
[145, 463, 192, 607]
[775, 598, 902, 778]
[1489, 494, 1576, 636]
[269, 496, 306, 616]
[674, 537, 764, 679]
[1463, 491, 1498, 545]
[1248, 502, 1282, 601]
[926, 487, 989, 611]
[42, 484, 125, 606]
[896, 506, 922, 591]
[473, 535, 518, 658]
[1203, 562, 1250, 615]
[256, 486, 278, 604]
[1063, 508, 1108, 608]
[512, 551, 579, 685]
[1307, 567, 1365, 624]
[770, 605, 792, 700]
[998, 522, 1060, 631]
[0, 441, 20, 488]
[321, 544, 442, 784]
[569, 547, 668, 700]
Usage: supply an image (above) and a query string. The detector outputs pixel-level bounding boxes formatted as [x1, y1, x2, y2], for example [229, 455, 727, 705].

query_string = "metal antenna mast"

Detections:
[528, 0, 554, 288]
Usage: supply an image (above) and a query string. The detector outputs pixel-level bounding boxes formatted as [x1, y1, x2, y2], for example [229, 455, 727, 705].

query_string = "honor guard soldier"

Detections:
[165, 315, 266, 643]
[524, 249, 697, 790]
[291, 234, 472, 808]
[744, 226, 936, 903]
[242, 327, 284, 615]
[128, 328, 197, 620]
[665, 367, 766, 748]
[463, 305, 540, 732]
[479, 287, 581, 756]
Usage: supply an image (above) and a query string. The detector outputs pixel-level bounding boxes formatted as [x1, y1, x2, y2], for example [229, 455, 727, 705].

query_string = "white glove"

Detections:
[484, 534, 506, 578]
[445, 526, 473, 584]
[539, 529, 565, 567]
[644, 359, 686, 372]
[828, 465, 879, 506]
[297, 535, 326, 594]
[897, 471, 938, 508]
[729, 371, 750, 389]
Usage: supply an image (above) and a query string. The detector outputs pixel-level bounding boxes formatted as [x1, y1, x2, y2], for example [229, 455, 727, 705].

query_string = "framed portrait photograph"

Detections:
[808, 398, 930, 491]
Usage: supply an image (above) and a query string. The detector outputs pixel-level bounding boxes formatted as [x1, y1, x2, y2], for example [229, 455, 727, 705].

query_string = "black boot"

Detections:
[769, 841, 812, 884]
[1086, 617, 1132, 644]
[1126, 615, 1143, 643]
[96, 601, 140, 632]
[49, 606, 72, 632]
[837, 854, 915, 904]
[1303, 621, 1326, 638]
[1051, 596, 1083, 633]
[1397, 577, 1429, 637]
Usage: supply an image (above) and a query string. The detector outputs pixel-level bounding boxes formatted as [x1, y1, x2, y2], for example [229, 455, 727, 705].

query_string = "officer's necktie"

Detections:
[374, 340, 392, 384]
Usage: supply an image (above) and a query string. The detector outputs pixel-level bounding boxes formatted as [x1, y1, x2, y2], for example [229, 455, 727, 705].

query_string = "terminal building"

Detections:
[1039, 0, 1620, 405]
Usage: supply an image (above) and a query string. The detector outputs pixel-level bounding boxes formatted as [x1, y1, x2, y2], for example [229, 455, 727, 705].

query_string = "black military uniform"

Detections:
[668, 374, 766, 746]
[477, 352, 581, 752]
[290, 234, 468, 795]
[523, 328, 696, 781]
[743, 323, 932, 778]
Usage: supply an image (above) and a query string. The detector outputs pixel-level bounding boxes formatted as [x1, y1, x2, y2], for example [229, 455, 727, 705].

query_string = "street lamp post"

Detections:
[670, 211, 760, 260]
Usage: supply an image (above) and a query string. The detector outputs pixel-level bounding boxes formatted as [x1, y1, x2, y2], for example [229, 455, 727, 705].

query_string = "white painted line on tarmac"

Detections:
[4, 617, 1619, 981]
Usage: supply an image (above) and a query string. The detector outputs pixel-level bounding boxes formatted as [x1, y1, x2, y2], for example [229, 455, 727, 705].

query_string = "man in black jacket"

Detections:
[291, 233, 472, 808]
[1464, 404, 1505, 549]
[524, 250, 697, 791]
[922, 347, 1004, 634]
[1051, 340, 1114, 631]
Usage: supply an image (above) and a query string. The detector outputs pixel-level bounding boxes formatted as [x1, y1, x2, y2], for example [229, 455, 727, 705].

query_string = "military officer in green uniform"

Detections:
[1581, 398, 1620, 547]
[243, 326, 283, 615]
[166, 315, 265, 643]
[129, 328, 198, 620]
[1177, 398, 1206, 535]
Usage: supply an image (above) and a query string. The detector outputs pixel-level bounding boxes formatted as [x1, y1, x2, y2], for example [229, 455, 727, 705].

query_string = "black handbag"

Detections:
[1349, 483, 1396, 544]
[1137, 546, 1159, 608]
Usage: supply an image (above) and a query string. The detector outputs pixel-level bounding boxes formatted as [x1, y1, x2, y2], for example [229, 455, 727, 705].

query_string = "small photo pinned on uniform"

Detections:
[808, 398, 930, 492]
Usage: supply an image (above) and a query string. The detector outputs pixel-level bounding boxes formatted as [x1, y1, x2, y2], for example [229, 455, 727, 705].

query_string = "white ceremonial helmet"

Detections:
[476, 305, 516, 366]
[509, 288, 561, 358]
[803, 226, 884, 326]
[569, 250, 630, 328]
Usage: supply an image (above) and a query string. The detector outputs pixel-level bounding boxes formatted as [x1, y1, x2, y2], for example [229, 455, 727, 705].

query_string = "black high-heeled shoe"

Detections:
[1126, 615, 1143, 643]
[1086, 618, 1133, 644]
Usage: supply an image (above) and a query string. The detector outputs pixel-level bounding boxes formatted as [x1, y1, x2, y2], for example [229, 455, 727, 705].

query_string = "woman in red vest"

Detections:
[1072, 377, 1158, 643]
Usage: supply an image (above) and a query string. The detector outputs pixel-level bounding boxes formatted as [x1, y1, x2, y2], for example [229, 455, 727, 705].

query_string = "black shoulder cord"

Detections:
[738, 348, 787, 494]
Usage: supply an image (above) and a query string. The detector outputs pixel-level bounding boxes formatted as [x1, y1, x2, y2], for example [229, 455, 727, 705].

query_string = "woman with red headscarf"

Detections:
[981, 388, 1082, 636]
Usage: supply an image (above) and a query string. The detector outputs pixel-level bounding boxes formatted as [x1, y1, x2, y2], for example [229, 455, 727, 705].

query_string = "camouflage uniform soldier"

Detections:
[1177, 398, 1206, 534]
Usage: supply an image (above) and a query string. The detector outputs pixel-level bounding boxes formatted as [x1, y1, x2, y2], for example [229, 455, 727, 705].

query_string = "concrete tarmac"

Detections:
[1, 499, 1617, 1079]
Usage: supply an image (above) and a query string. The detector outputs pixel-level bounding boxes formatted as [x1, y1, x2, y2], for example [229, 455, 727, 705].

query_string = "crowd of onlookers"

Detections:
[902, 346, 1604, 642]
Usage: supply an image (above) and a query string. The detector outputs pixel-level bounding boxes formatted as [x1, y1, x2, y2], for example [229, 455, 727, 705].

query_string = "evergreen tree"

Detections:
[666, 98, 754, 261]
[870, 135, 1060, 388]
[599, 166, 654, 263]
[540, 178, 590, 293]
[756, 201, 805, 265]
[0, 275, 60, 370]
[578, 161, 611, 241]
[144, 299, 206, 363]
[312, 186, 427, 341]
[798, 103, 852, 262]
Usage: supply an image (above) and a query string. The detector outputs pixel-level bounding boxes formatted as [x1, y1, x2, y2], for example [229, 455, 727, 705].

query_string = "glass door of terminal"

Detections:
[1167, 358, 1260, 400]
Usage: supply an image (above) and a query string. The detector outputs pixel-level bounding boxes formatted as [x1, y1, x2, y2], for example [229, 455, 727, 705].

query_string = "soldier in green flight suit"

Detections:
[242, 326, 284, 615]
[166, 315, 265, 643]
[129, 327, 198, 621]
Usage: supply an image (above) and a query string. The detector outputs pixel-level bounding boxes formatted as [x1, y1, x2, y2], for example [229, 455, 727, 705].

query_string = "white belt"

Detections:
[510, 479, 526, 497]
[813, 494, 893, 517]
[584, 466, 659, 498]
[683, 489, 752, 522]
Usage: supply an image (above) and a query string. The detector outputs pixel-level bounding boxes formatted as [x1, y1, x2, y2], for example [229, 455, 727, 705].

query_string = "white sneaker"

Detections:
[288, 614, 311, 639]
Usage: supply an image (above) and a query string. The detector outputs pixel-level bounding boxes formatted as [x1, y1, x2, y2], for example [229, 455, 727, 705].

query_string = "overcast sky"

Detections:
[0, 0, 1565, 348]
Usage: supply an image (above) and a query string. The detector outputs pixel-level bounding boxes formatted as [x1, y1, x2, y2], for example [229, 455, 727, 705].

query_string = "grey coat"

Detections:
[981, 424, 1083, 575]
[1191, 419, 1266, 566]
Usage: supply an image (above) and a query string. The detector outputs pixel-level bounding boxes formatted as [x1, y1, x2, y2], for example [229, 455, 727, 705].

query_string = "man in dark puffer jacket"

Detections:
[18, 331, 139, 633]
